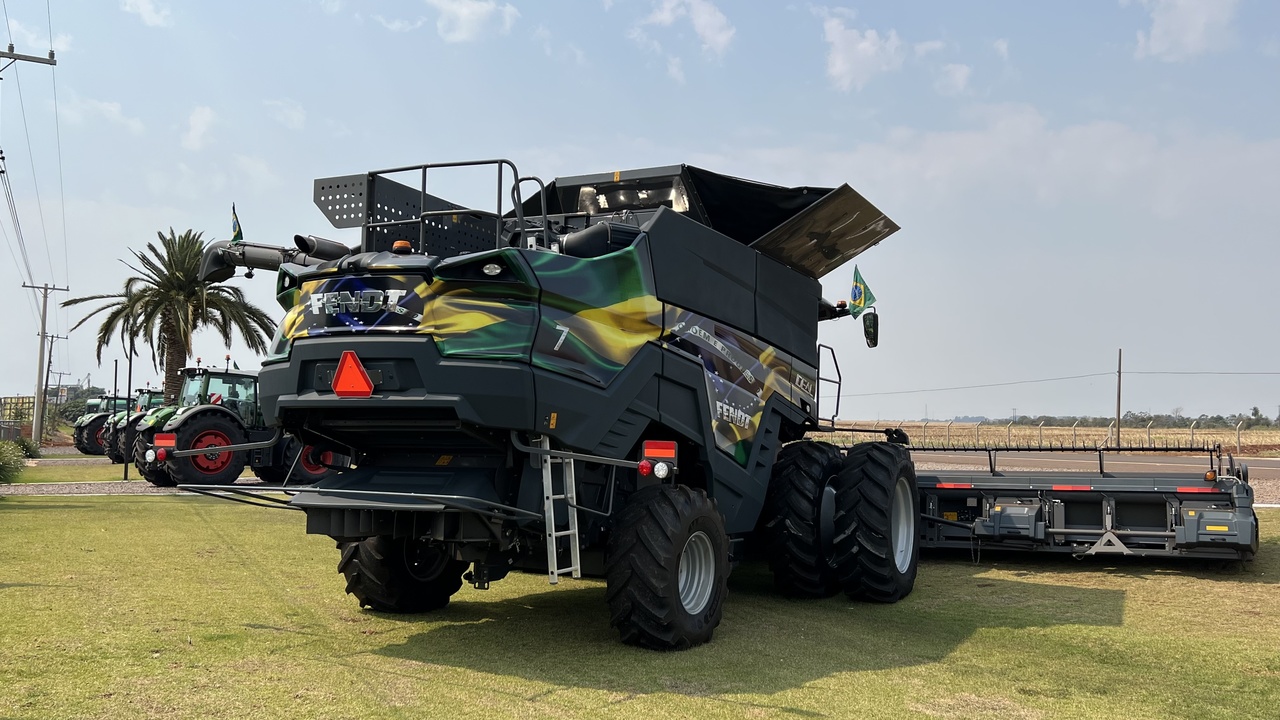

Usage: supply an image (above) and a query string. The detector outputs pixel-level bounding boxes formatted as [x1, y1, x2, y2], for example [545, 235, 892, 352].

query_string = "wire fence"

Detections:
[830, 420, 1280, 453]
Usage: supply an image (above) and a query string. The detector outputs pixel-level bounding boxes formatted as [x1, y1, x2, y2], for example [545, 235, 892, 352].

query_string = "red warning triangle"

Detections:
[332, 350, 374, 398]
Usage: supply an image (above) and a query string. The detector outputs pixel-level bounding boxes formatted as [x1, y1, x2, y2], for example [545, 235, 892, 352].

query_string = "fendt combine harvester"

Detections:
[189, 159, 917, 649]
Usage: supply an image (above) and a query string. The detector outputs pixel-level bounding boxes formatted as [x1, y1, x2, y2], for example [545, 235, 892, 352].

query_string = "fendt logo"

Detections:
[309, 289, 409, 316]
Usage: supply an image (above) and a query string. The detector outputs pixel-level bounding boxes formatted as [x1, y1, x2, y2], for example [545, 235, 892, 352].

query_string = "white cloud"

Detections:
[1130, 0, 1237, 62]
[627, 26, 663, 55]
[642, 0, 735, 57]
[424, 0, 519, 43]
[913, 40, 944, 58]
[667, 55, 685, 83]
[817, 8, 903, 92]
[375, 15, 427, 32]
[263, 99, 306, 131]
[233, 155, 281, 193]
[993, 38, 1009, 61]
[120, 0, 171, 28]
[61, 94, 145, 135]
[181, 106, 215, 151]
[8, 19, 71, 53]
[935, 63, 971, 96]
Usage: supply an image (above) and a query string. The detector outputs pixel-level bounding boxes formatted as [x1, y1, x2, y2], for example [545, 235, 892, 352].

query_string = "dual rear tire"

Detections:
[762, 440, 919, 603]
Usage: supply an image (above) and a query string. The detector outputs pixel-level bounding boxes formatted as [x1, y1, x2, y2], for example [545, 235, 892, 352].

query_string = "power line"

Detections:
[839, 372, 1114, 398]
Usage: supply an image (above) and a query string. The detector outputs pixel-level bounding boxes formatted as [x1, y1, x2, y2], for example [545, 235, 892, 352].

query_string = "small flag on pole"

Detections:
[231, 203, 243, 244]
[850, 265, 876, 318]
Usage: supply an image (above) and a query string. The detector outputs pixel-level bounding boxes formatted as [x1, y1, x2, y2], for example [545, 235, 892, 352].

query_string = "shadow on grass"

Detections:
[371, 562, 1125, 696]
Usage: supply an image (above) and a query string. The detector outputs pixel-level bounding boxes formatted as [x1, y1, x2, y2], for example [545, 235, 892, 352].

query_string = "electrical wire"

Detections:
[838, 372, 1114, 398]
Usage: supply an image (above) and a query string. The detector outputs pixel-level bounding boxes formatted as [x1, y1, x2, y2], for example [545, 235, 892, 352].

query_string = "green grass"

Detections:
[15, 464, 255, 484]
[0, 497, 1277, 720]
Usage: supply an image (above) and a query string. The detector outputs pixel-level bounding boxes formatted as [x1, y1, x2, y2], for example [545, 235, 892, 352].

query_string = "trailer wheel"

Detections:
[606, 484, 729, 650]
[83, 416, 108, 456]
[760, 440, 845, 597]
[133, 427, 175, 487]
[831, 442, 920, 603]
[253, 439, 333, 485]
[337, 537, 467, 613]
[166, 414, 246, 486]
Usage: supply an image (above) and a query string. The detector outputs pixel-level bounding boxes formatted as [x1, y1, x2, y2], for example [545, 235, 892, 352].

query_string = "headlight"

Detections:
[144, 449, 156, 463]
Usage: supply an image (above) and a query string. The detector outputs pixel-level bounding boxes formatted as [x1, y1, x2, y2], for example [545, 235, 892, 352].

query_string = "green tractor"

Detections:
[134, 365, 334, 487]
[71, 395, 131, 456]
[102, 388, 166, 464]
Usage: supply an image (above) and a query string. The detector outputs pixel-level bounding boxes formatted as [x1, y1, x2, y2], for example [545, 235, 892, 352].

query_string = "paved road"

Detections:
[911, 449, 1280, 481]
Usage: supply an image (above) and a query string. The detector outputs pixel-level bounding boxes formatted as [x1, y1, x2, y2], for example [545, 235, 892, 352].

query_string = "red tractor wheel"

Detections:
[166, 414, 247, 486]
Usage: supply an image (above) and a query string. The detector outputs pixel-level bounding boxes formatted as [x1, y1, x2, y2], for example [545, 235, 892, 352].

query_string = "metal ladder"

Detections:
[539, 436, 582, 584]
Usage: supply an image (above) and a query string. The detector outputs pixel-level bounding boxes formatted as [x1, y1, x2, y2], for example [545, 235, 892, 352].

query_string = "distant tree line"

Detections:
[944, 407, 1278, 430]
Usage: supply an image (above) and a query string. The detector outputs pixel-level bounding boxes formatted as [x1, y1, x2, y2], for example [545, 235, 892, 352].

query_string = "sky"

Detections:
[1, 0, 1278, 423]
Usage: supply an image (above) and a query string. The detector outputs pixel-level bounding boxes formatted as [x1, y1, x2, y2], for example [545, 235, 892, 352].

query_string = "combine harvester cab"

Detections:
[915, 445, 1258, 560]
[192, 159, 914, 649]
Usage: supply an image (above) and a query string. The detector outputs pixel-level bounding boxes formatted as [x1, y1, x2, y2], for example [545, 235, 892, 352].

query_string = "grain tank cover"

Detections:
[529, 164, 899, 279]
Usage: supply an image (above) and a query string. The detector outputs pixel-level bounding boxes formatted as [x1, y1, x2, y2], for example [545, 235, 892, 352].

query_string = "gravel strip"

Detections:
[0, 479, 272, 496]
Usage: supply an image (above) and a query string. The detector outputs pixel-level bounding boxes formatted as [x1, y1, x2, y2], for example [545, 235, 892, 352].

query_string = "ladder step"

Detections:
[552, 530, 575, 538]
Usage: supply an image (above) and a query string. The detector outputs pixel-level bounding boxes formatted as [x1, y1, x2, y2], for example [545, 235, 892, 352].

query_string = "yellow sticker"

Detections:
[943, 512, 958, 522]
[993, 506, 1002, 512]
[1206, 525, 1229, 532]
[1187, 510, 1196, 516]
[613, 171, 621, 182]
[435, 455, 453, 466]
[549, 412, 558, 429]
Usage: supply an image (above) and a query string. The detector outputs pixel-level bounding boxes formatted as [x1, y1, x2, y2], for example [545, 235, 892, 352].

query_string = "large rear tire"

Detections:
[133, 427, 175, 487]
[831, 442, 920, 603]
[73, 425, 87, 454]
[760, 440, 846, 598]
[606, 484, 729, 650]
[115, 419, 139, 466]
[83, 416, 108, 456]
[337, 537, 467, 613]
[103, 424, 125, 464]
[165, 414, 246, 486]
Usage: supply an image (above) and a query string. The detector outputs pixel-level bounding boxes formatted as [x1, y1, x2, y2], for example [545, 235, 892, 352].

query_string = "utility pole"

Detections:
[43, 334, 67, 419]
[1116, 348, 1123, 448]
[22, 283, 69, 444]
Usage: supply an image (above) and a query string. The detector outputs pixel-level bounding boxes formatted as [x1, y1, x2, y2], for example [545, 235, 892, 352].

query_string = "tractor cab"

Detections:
[176, 367, 260, 426]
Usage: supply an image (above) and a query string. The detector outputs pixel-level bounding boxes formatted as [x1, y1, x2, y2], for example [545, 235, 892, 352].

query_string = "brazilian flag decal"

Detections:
[850, 265, 876, 318]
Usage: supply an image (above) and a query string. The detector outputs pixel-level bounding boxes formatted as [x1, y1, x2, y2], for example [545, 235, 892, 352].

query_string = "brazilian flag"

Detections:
[850, 265, 876, 318]
[231, 203, 243, 244]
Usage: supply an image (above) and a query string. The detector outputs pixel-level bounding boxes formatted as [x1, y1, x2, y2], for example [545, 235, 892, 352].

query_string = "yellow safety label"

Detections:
[435, 455, 453, 466]
[549, 412, 558, 429]
[993, 506, 1002, 512]
[943, 512, 958, 522]
[1205, 525, 1229, 532]
[1187, 510, 1196, 516]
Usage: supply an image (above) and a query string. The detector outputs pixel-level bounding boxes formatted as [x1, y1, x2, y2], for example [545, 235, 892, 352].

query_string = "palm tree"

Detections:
[63, 228, 277, 400]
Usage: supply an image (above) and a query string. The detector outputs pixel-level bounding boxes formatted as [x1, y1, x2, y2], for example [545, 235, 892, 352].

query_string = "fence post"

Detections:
[922, 421, 929, 447]
[1237, 420, 1244, 453]
[1038, 421, 1044, 446]
[1190, 420, 1197, 445]
[1105, 420, 1115, 447]
[1072, 420, 1080, 448]
[975, 421, 982, 445]
[1006, 421, 1013, 445]
[946, 420, 953, 446]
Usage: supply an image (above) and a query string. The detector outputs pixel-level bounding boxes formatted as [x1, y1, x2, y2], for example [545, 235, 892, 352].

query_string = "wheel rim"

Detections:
[190, 430, 234, 474]
[404, 541, 450, 582]
[678, 530, 716, 615]
[299, 445, 327, 475]
[95, 426, 105, 446]
[891, 475, 915, 573]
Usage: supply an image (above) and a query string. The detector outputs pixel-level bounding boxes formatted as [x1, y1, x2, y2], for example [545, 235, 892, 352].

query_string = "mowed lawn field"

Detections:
[0, 496, 1277, 720]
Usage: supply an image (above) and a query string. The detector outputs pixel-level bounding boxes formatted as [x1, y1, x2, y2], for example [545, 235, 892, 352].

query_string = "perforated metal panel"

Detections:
[314, 173, 503, 257]
[313, 175, 369, 229]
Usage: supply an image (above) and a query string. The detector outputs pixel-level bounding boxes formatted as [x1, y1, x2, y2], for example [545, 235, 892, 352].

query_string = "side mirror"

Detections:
[862, 310, 879, 348]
